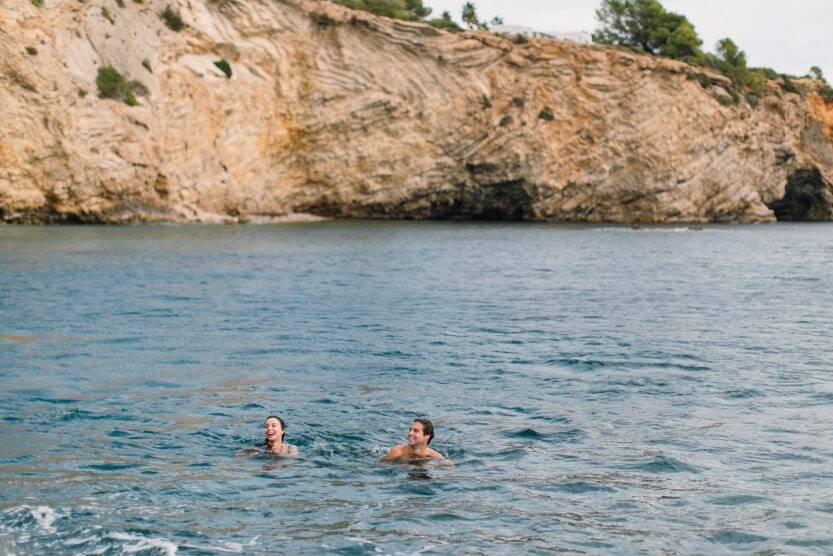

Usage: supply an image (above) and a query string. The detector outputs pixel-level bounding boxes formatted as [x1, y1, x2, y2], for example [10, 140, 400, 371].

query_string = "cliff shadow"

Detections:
[299, 179, 536, 221]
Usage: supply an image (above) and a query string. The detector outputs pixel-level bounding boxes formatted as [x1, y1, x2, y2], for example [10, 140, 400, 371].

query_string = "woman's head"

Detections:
[264, 415, 286, 443]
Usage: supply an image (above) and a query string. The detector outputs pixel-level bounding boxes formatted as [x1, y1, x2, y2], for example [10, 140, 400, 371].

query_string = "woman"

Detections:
[263, 415, 299, 456]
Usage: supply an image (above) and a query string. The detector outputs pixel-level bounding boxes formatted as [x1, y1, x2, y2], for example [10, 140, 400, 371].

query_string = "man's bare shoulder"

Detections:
[426, 448, 444, 460]
[382, 444, 409, 461]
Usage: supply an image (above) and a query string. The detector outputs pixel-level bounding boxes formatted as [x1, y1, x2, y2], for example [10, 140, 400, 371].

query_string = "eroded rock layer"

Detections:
[2, 0, 832, 223]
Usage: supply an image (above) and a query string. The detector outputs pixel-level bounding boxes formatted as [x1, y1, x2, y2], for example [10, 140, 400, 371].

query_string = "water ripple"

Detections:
[1, 222, 832, 554]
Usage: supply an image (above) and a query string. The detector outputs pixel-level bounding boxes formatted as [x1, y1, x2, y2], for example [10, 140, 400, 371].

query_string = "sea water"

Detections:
[1, 222, 832, 555]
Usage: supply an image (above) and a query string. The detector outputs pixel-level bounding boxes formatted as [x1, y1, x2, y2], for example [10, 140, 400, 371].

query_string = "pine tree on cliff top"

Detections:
[592, 0, 702, 62]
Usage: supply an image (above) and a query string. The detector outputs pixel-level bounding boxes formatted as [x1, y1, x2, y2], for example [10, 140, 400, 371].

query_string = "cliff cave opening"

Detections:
[449, 179, 534, 221]
[767, 168, 833, 221]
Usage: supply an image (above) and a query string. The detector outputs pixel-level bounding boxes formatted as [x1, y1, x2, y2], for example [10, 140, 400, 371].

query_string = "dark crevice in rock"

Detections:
[767, 168, 833, 221]
[299, 180, 536, 221]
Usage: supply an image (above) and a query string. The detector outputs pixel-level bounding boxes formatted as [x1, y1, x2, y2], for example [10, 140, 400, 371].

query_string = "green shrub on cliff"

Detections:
[160, 5, 184, 31]
[714, 93, 736, 106]
[427, 11, 460, 30]
[819, 85, 833, 102]
[96, 66, 137, 106]
[696, 38, 768, 99]
[331, 0, 431, 21]
[538, 107, 554, 121]
[780, 77, 802, 95]
[214, 59, 232, 78]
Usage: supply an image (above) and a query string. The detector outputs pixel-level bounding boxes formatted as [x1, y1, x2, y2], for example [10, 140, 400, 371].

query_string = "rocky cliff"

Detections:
[2, 0, 832, 223]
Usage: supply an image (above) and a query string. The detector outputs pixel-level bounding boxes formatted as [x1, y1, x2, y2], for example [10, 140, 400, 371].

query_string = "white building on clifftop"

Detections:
[491, 24, 592, 44]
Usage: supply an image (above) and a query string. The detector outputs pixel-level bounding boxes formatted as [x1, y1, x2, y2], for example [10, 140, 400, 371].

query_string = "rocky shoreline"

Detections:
[1, 0, 832, 224]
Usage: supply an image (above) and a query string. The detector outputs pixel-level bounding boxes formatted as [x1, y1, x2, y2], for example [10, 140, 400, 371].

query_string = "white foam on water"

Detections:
[346, 536, 375, 545]
[64, 535, 98, 547]
[179, 535, 260, 553]
[1, 535, 20, 556]
[0, 505, 55, 534]
[29, 507, 57, 533]
[109, 532, 178, 556]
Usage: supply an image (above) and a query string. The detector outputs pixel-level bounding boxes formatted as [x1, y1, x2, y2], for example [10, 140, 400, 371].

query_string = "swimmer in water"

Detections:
[264, 415, 298, 456]
[382, 418, 446, 462]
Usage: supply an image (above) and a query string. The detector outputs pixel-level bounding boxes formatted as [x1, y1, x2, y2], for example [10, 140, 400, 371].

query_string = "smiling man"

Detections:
[382, 418, 445, 462]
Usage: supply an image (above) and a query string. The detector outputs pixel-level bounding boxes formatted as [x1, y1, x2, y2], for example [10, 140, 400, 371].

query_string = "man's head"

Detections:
[407, 418, 434, 446]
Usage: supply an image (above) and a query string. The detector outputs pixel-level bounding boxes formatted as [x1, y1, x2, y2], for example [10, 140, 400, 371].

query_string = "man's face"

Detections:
[407, 421, 427, 446]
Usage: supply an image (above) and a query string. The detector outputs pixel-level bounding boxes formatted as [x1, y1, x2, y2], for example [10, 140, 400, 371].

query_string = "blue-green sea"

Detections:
[1, 222, 832, 555]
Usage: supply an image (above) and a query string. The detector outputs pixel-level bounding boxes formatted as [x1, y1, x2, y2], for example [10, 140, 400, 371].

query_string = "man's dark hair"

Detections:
[265, 415, 286, 442]
[414, 418, 434, 444]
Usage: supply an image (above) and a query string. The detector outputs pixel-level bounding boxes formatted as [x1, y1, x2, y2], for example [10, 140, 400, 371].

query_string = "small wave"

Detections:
[31, 397, 79, 405]
[627, 455, 699, 474]
[82, 463, 144, 472]
[785, 538, 833, 548]
[709, 530, 768, 545]
[427, 512, 471, 522]
[725, 389, 762, 399]
[706, 494, 770, 506]
[140, 380, 183, 389]
[551, 481, 616, 494]
[58, 409, 139, 422]
[492, 446, 527, 461]
[506, 428, 547, 440]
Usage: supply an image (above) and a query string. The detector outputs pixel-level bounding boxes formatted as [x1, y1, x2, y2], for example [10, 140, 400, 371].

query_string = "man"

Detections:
[382, 418, 445, 462]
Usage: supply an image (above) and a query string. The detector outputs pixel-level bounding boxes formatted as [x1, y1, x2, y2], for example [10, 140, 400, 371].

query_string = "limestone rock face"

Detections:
[1, 0, 832, 223]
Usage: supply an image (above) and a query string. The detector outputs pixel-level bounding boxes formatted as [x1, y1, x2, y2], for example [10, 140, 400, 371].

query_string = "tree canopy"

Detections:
[461, 2, 478, 29]
[810, 66, 824, 81]
[592, 0, 702, 61]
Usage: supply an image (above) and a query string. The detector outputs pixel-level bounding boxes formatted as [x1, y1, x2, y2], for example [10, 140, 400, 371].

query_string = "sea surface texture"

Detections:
[1, 223, 832, 555]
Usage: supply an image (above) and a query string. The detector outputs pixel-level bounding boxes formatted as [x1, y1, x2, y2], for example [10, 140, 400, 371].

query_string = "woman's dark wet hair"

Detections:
[265, 415, 286, 442]
[414, 418, 434, 444]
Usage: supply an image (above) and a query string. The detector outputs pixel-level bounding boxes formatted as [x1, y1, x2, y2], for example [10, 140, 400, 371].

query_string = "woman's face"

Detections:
[264, 417, 284, 443]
